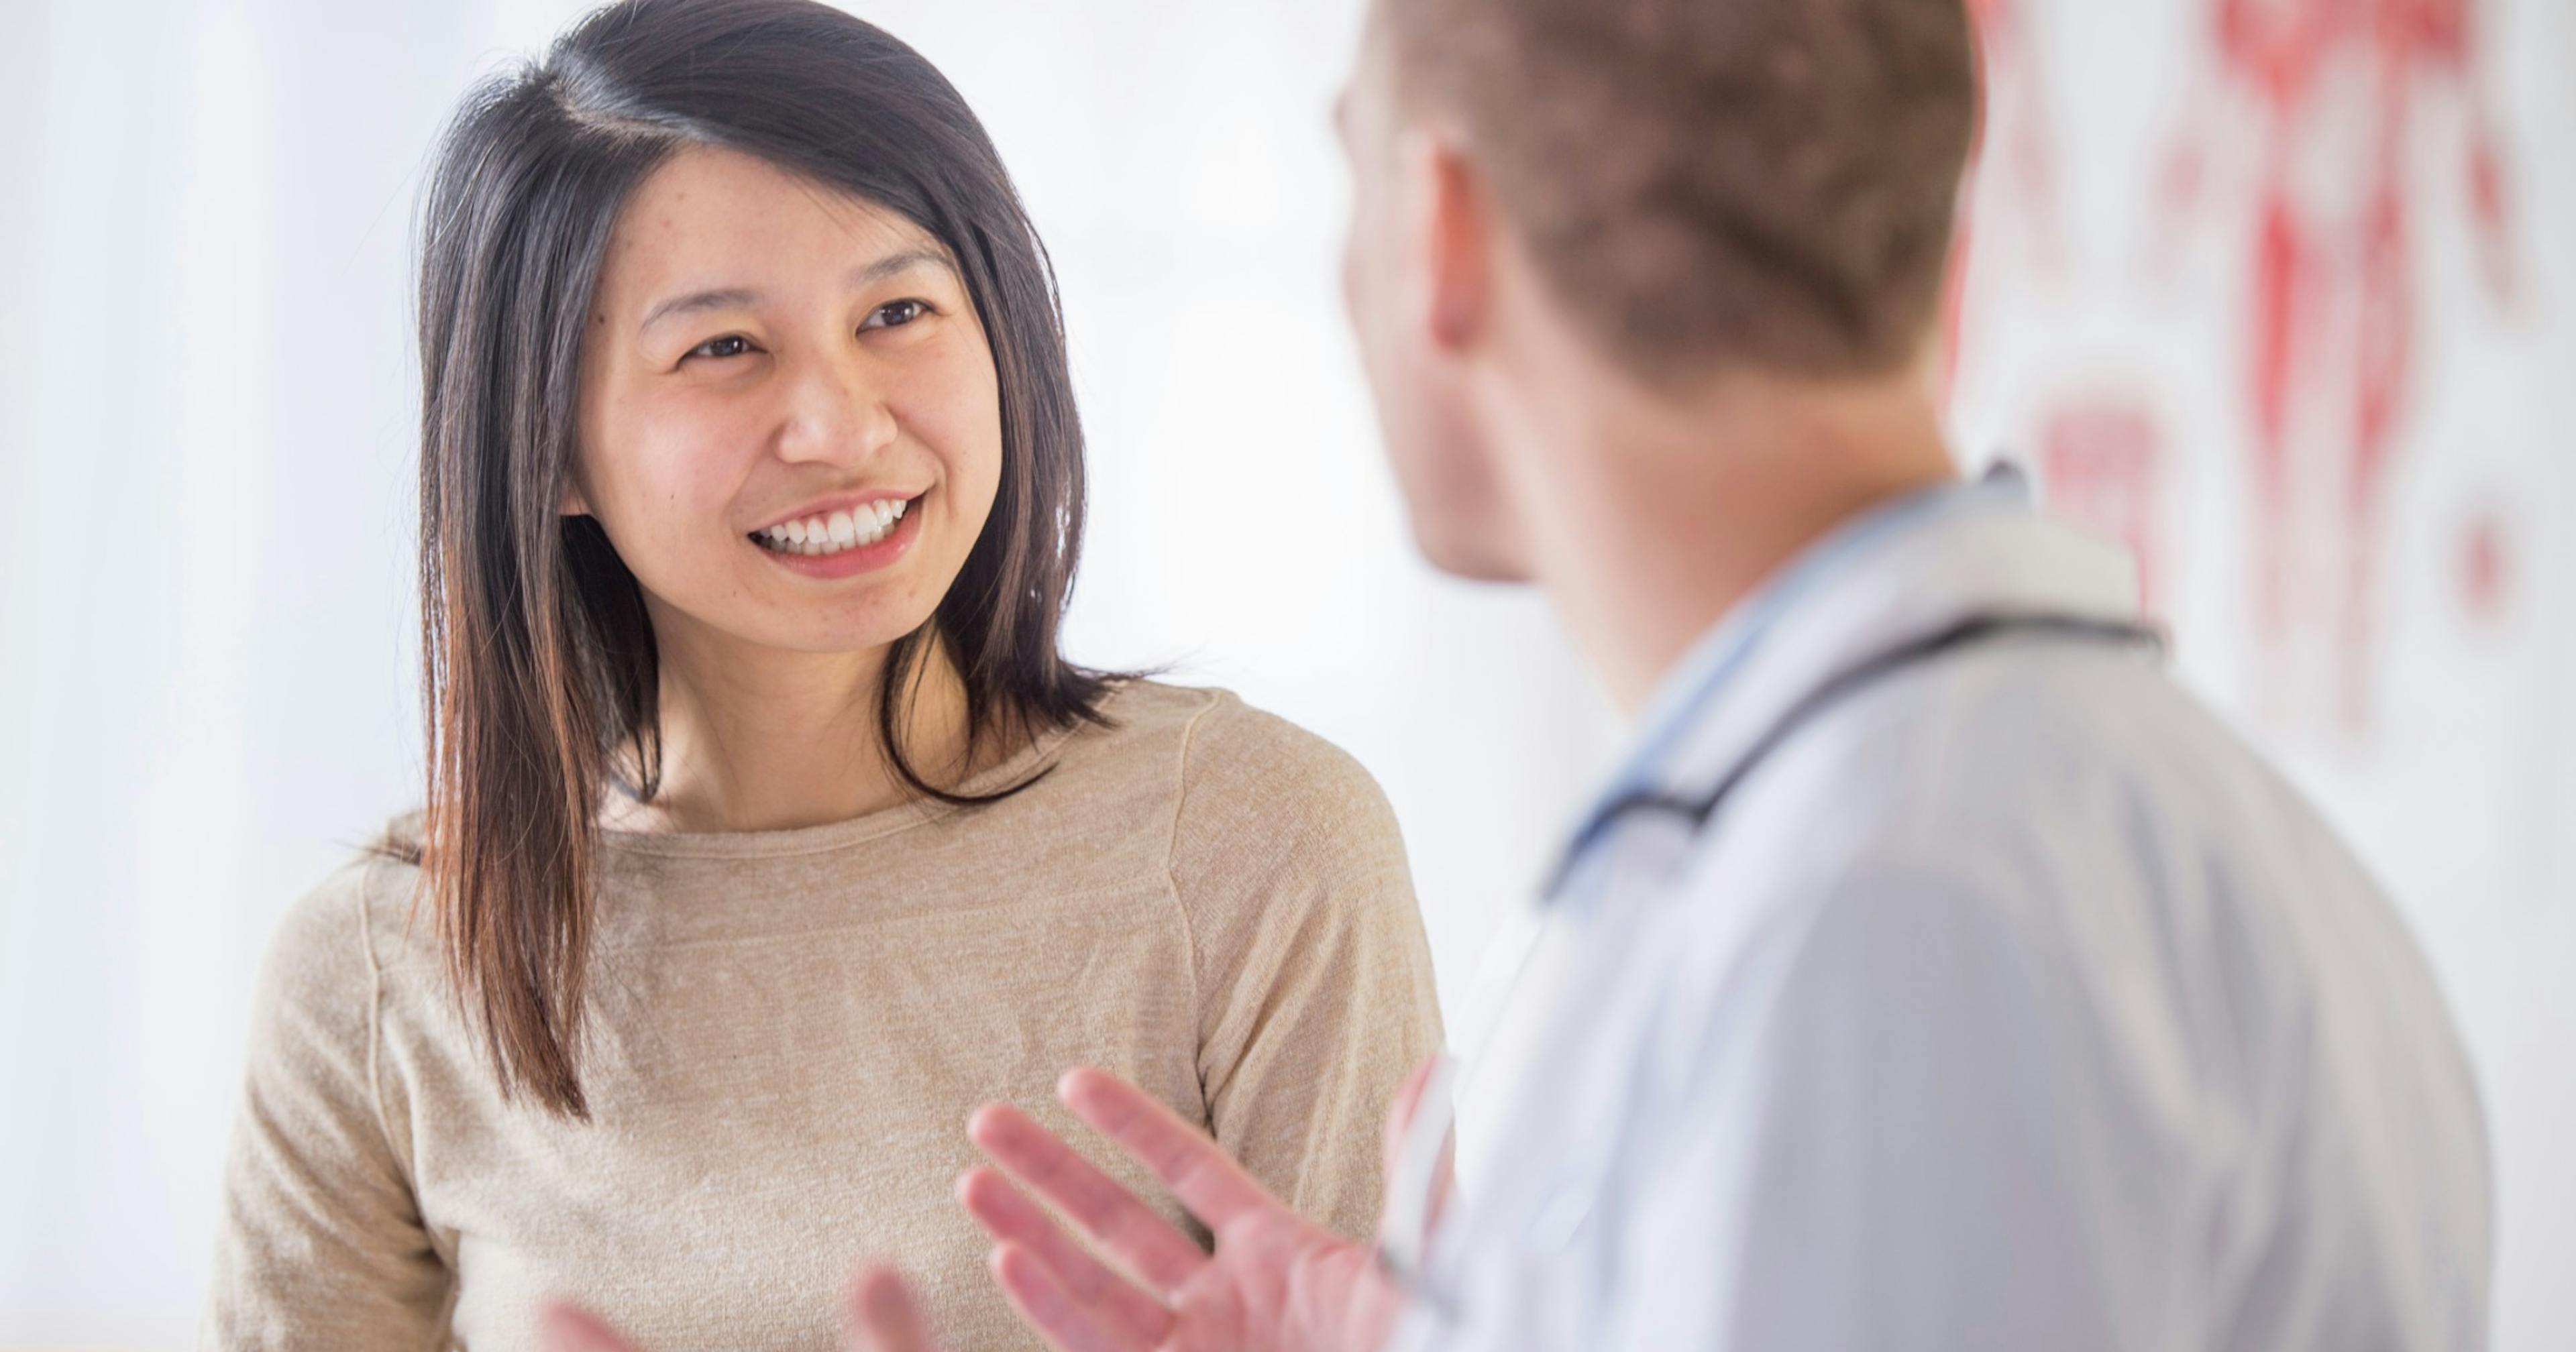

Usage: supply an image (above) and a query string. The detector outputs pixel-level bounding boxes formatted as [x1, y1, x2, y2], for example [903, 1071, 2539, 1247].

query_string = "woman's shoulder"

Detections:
[1088, 685, 1428, 1042]
[244, 818, 434, 1054]
[1077, 679, 1406, 879]
[259, 815, 433, 992]
[1081, 680, 1393, 819]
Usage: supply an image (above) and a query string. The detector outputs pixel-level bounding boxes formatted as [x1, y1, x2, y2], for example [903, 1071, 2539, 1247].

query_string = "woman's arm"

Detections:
[203, 856, 451, 1351]
[1168, 694, 1446, 1242]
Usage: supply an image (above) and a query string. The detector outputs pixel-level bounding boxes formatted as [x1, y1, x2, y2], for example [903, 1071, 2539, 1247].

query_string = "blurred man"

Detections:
[550, 1, 2491, 1348]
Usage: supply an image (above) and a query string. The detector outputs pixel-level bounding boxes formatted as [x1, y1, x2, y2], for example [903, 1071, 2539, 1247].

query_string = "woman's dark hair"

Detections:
[407, 0, 1113, 1118]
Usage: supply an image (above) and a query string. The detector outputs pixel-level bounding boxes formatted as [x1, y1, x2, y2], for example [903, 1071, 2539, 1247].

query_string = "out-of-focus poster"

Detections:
[1955, 0, 2540, 734]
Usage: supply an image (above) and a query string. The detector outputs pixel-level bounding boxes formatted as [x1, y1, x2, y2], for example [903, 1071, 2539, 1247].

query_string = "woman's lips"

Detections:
[751, 495, 913, 554]
[747, 493, 926, 579]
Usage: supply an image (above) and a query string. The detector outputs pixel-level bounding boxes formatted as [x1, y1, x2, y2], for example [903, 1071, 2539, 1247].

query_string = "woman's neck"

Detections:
[602, 616, 983, 836]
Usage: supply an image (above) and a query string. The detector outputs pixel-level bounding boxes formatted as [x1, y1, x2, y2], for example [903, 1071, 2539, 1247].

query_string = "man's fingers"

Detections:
[536, 1302, 641, 1352]
[967, 1102, 1210, 1294]
[957, 1167, 1179, 1344]
[1377, 1053, 1460, 1247]
[1422, 1133, 1458, 1233]
[845, 1265, 937, 1352]
[990, 1240, 1144, 1352]
[1381, 1054, 1448, 1178]
[1057, 1067, 1278, 1231]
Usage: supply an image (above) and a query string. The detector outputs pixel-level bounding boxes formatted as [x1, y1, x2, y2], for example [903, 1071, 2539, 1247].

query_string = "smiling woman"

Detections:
[198, 1, 1442, 1348]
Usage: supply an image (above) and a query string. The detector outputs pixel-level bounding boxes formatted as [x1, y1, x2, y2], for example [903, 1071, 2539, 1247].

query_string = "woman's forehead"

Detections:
[596, 144, 945, 313]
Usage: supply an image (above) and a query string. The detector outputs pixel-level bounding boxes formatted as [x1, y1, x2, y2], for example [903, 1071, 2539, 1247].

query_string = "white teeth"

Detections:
[754, 498, 915, 557]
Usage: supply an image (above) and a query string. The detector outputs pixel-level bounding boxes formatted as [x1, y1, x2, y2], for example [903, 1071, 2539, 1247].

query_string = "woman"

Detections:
[201, 1, 1443, 1347]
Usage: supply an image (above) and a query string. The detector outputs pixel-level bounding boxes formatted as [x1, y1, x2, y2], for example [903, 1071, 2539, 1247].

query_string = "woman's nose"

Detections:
[773, 348, 898, 467]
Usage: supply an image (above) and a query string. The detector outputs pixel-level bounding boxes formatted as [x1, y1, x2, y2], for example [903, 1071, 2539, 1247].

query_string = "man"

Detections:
[551, 0, 2490, 1347]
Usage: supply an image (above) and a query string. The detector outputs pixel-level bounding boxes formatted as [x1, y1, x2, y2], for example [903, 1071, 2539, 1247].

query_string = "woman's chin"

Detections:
[759, 608, 941, 658]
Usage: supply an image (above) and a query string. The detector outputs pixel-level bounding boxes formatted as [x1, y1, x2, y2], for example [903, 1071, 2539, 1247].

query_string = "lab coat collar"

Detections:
[1556, 463, 2143, 890]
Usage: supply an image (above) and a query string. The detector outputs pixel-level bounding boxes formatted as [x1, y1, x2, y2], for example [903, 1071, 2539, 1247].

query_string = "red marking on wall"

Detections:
[2457, 509, 2510, 622]
[2159, 0, 2519, 729]
[2041, 400, 2167, 620]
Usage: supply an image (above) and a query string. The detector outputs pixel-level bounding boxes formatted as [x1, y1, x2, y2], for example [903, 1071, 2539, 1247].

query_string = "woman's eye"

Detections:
[686, 334, 754, 361]
[863, 299, 930, 331]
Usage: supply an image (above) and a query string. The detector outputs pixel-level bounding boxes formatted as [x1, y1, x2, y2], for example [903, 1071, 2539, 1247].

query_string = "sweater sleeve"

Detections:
[1168, 693, 1447, 1243]
[202, 854, 451, 1351]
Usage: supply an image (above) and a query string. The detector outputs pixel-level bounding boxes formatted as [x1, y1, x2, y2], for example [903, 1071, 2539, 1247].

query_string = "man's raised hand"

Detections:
[959, 1066, 1407, 1352]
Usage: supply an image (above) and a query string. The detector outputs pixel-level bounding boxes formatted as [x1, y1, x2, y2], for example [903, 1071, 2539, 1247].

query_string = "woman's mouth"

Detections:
[750, 497, 914, 557]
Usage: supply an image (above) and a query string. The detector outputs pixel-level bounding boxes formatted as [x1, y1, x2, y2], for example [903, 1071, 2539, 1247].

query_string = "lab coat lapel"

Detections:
[1646, 502, 2145, 809]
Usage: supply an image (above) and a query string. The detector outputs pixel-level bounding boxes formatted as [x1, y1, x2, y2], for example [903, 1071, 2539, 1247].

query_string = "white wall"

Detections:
[0, 1, 2563, 1348]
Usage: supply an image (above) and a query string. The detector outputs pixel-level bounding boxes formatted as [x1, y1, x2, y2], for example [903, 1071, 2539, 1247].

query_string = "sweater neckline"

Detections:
[594, 716, 1084, 860]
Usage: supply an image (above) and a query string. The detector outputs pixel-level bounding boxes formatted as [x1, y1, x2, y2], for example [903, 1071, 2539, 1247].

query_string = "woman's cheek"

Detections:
[961, 351, 1010, 508]
[908, 353, 1004, 512]
[624, 418, 737, 579]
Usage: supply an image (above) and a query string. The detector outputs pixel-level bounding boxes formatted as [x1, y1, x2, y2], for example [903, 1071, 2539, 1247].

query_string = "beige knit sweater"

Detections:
[203, 682, 1445, 1351]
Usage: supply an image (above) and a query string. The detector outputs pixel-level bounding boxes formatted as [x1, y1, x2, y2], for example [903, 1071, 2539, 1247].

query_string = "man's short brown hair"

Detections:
[1378, 0, 1977, 382]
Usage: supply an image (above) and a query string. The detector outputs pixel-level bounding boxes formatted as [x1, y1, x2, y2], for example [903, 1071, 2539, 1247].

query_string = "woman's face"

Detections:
[572, 144, 1002, 659]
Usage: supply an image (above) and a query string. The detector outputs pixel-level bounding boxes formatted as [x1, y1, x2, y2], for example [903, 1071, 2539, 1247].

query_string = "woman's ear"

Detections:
[560, 476, 592, 517]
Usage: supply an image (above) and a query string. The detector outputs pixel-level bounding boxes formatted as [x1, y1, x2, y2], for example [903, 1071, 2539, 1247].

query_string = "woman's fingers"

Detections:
[845, 1265, 938, 1352]
[967, 1102, 1210, 1294]
[957, 1168, 1179, 1345]
[1057, 1067, 1279, 1233]
[990, 1240, 1146, 1352]
[535, 1302, 641, 1352]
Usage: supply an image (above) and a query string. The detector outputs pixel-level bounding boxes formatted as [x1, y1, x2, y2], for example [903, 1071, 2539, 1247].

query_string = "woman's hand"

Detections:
[957, 1066, 1410, 1352]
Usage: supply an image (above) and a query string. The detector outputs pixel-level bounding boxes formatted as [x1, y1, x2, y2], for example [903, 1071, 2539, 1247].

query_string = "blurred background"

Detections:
[1, 0, 2568, 1347]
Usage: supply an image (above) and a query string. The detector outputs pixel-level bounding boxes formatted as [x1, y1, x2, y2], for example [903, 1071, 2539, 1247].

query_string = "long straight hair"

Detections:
[407, 0, 1114, 1119]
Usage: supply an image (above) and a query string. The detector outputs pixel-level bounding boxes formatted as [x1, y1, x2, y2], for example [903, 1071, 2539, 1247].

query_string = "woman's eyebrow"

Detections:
[639, 286, 759, 333]
[849, 248, 953, 289]
[636, 249, 957, 335]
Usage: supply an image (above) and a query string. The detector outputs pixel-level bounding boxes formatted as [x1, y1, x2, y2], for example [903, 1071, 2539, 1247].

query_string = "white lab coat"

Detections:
[1395, 473, 2490, 1351]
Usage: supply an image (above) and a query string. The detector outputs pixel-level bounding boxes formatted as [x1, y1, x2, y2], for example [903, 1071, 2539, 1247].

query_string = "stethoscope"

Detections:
[1374, 610, 2167, 1320]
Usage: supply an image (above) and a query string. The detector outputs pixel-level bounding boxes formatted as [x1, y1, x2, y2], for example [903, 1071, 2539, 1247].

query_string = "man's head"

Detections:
[1336, 0, 1978, 581]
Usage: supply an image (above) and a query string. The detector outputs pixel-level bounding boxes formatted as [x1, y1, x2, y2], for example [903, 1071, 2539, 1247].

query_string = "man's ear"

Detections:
[1403, 132, 1493, 355]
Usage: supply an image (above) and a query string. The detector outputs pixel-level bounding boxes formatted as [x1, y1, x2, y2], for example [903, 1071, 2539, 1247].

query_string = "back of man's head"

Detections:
[1375, 0, 1978, 384]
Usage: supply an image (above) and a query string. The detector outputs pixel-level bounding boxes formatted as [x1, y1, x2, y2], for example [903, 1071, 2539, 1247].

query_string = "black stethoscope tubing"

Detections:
[1543, 611, 2169, 901]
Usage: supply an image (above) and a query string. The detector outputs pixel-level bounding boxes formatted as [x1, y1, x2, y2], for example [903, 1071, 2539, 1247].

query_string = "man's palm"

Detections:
[957, 1067, 1406, 1352]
